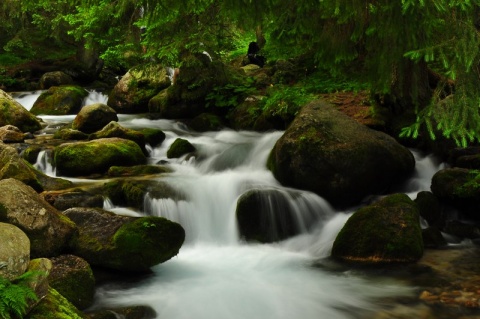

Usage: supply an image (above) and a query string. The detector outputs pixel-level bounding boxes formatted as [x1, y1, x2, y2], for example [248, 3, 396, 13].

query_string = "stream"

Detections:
[13, 90, 446, 319]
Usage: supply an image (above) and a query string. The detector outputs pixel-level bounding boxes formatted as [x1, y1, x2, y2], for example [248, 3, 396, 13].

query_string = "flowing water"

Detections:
[14, 91, 446, 319]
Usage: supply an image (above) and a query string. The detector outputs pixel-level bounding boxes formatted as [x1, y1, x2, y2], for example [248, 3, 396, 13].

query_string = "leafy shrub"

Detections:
[260, 84, 315, 120]
[206, 77, 256, 109]
[0, 272, 39, 319]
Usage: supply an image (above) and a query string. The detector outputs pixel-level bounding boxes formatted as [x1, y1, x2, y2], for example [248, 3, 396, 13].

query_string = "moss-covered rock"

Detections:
[431, 168, 480, 220]
[64, 208, 185, 272]
[137, 128, 166, 147]
[268, 100, 415, 206]
[86, 306, 156, 319]
[167, 138, 196, 158]
[0, 179, 77, 258]
[0, 125, 26, 143]
[42, 190, 104, 211]
[48, 254, 95, 310]
[90, 121, 146, 154]
[54, 138, 147, 177]
[26, 287, 85, 319]
[72, 103, 118, 134]
[30, 86, 88, 115]
[0, 90, 42, 132]
[108, 64, 171, 114]
[331, 193, 423, 264]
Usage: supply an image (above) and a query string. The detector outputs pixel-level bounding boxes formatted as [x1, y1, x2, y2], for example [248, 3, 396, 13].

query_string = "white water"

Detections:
[13, 91, 444, 319]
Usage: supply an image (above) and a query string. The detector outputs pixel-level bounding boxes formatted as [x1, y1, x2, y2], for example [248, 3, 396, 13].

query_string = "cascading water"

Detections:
[12, 91, 446, 319]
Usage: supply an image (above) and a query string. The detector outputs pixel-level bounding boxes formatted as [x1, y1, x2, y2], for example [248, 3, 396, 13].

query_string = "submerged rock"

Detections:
[268, 100, 415, 206]
[167, 138, 196, 158]
[64, 208, 185, 272]
[331, 193, 423, 264]
[54, 138, 146, 176]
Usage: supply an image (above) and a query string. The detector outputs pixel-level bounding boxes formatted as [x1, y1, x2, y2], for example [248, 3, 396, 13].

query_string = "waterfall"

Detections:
[34, 150, 56, 176]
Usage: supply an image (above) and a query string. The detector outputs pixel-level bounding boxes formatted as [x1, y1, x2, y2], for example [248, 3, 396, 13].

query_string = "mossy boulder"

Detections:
[64, 208, 185, 272]
[26, 287, 85, 319]
[268, 100, 415, 206]
[108, 64, 171, 114]
[90, 121, 146, 154]
[331, 193, 423, 264]
[39, 71, 74, 89]
[30, 86, 88, 115]
[414, 191, 444, 228]
[72, 103, 118, 134]
[227, 96, 263, 130]
[167, 138, 196, 158]
[0, 179, 77, 258]
[48, 254, 95, 310]
[431, 168, 480, 220]
[0, 89, 42, 132]
[137, 128, 166, 147]
[54, 138, 147, 177]
[0, 222, 30, 280]
[86, 306, 156, 319]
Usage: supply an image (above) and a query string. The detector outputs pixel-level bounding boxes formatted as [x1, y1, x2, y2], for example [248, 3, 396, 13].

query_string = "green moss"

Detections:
[166, 138, 196, 158]
[27, 287, 84, 319]
[138, 128, 166, 146]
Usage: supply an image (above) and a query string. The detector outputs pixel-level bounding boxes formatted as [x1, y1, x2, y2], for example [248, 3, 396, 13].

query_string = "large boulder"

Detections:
[26, 287, 84, 319]
[72, 103, 118, 134]
[0, 223, 30, 280]
[0, 179, 77, 258]
[30, 86, 87, 115]
[331, 193, 424, 264]
[54, 138, 147, 176]
[0, 90, 42, 132]
[64, 208, 185, 272]
[268, 100, 415, 206]
[0, 125, 27, 143]
[108, 64, 171, 113]
[48, 254, 95, 310]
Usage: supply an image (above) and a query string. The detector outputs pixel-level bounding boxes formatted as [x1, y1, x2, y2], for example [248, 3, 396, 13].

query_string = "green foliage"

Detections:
[302, 70, 369, 94]
[206, 77, 256, 108]
[0, 272, 39, 319]
[260, 85, 315, 119]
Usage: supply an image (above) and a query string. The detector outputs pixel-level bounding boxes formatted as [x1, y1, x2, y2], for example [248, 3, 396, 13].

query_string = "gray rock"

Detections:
[0, 222, 30, 280]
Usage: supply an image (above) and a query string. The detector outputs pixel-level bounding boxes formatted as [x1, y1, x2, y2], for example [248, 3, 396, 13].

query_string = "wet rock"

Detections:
[107, 165, 172, 177]
[25, 258, 53, 312]
[53, 128, 89, 141]
[30, 85, 88, 115]
[189, 113, 224, 132]
[42, 190, 104, 211]
[422, 227, 448, 248]
[72, 103, 118, 134]
[0, 222, 30, 280]
[415, 191, 445, 228]
[268, 100, 415, 206]
[0, 179, 77, 258]
[54, 138, 146, 176]
[49, 254, 95, 310]
[443, 220, 480, 239]
[137, 128, 166, 147]
[167, 138, 196, 158]
[64, 208, 185, 272]
[90, 121, 146, 154]
[332, 193, 423, 264]
[86, 305, 156, 319]
[108, 63, 171, 114]
[0, 90, 42, 133]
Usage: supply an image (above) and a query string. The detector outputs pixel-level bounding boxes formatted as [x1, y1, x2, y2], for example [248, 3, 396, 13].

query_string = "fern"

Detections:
[0, 272, 39, 319]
